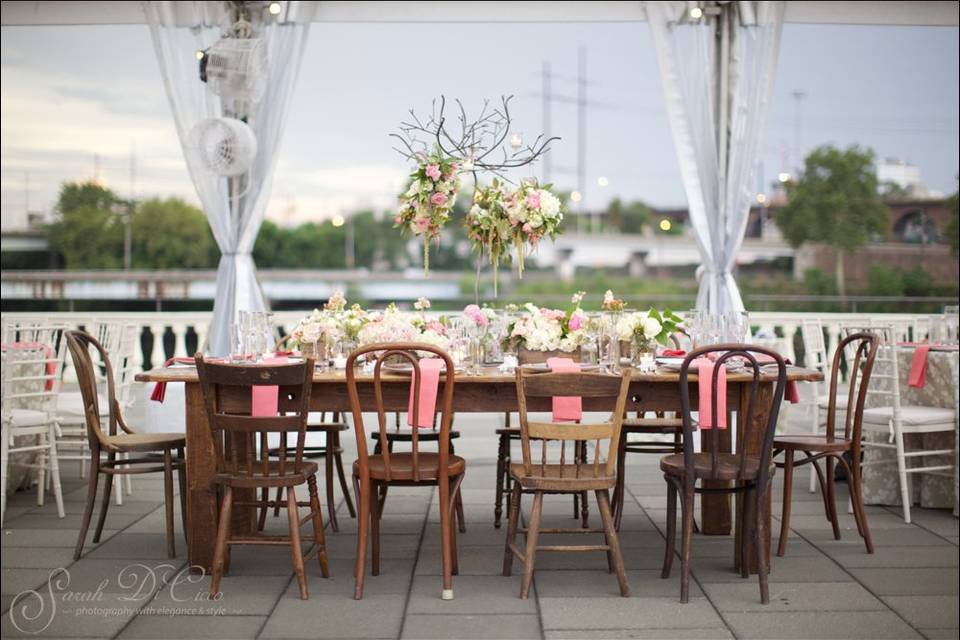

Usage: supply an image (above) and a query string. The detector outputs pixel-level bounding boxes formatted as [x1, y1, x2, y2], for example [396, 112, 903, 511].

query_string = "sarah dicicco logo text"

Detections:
[9, 563, 237, 635]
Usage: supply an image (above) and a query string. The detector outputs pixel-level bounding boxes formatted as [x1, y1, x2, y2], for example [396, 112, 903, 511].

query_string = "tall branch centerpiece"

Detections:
[391, 96, 564, 295]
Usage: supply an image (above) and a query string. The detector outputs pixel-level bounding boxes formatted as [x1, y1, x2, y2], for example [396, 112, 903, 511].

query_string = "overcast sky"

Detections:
[1, 20, 957, 228]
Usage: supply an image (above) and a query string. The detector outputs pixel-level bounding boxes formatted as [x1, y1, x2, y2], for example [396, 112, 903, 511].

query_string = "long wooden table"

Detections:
[137, 365, 820, 573]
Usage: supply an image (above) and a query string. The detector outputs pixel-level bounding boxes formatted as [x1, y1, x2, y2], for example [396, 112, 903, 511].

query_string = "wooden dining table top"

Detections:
[136, 362, 823, 385]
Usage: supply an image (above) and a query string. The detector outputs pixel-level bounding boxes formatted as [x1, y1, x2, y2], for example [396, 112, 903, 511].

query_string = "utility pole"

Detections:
[577, 46, 588, 234]
[125, 144, 136, 271]
[791, 89, 806, 174]
[541, 60, 552, 184]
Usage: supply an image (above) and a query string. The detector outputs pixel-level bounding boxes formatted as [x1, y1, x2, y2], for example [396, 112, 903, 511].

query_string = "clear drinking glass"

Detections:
[943, 305, 959, 345]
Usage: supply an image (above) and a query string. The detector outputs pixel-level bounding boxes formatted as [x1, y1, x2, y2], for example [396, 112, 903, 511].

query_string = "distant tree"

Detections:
[946, 189, 959, 255]
[879, 180, 913, 201]
[604, 198, 651, 234]
[773, 145, 888, 295]
[56, 181, 122, 214]
[131, 198, 217, 269]
[47, 204, 125, 269]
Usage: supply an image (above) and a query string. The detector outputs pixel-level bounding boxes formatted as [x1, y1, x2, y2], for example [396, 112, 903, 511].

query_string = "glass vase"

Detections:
[630, 336, 657, 367]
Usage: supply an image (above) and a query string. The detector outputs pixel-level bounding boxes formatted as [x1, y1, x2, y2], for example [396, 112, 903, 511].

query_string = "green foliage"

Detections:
[56, 181, 122, 214]
[901, 267, 932, 297]
[47, 204, 125, 269]
[774, 145, 889, 252]
[604, 198, 651, 234]
[131, 198, 217, 269]
[946, 189, 959, 255]
[802, 268, 838, 296]
[866, 265, 903, 297]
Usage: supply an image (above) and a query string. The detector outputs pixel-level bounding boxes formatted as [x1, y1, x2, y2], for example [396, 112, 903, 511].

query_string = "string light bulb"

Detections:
[331, 215, 345, 228]
[659, 219, 672, 232]
[689, 6, 704, 19]
[570, 191, 582, 203]
[778, 172, 791, 183]
[195, 49, 205, 61]
[268, 2, 283, 15]
[597, 176, 609, 187]
[756, 193, 767, 204]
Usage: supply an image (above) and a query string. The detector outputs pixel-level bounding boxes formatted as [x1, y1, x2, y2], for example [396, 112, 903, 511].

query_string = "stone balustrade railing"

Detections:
[1, 310, 932, 381]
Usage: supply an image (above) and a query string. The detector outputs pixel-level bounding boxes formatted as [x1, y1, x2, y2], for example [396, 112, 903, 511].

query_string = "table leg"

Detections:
[735, 382, 774, 575]
[700, 425, 732, 535]
[185, 382, 217, 572]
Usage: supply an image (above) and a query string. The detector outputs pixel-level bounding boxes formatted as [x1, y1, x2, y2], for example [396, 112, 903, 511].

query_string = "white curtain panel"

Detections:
[145, 1, 314, 355]
[646, 1, 784, 312]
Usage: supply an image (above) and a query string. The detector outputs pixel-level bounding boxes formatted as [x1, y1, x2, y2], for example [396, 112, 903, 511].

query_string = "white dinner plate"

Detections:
[520, 362, 600, 372]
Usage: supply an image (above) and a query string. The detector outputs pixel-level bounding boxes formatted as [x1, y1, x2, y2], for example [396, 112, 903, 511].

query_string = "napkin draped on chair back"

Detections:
[646, 1, 785, 313]
[145, 1, 315, 356]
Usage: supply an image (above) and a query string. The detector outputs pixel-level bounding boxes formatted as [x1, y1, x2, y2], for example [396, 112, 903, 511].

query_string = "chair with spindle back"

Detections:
[660, 344, 787, 604]
[195, 355, 329, 600]
[773, 332, 878, 556]
[260, 334, 356, 532]
[502, 368, 632, 598]
[64, 330, 186, 560]
[346, 343, 464, 601]
[612, 331, 688, 529]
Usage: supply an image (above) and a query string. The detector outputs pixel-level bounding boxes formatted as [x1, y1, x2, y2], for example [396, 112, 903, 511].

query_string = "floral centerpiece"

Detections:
[615, 308, 684, 365]
[465, 181, 512, 294]
[358, 303, 449, 357]
[507, 293, 589, 363]
[289, 290, 368, 358]
[504, 180, 563, 278]
[395, 150, 462, 274]
[602, 289, 627, 312]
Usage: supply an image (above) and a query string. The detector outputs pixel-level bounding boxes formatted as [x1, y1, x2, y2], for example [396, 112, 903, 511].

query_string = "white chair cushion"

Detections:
[7, 408, 49, 427]
[862, 405, 956, 429]
[56, 391, 108, 417]
[816, 394, 848, 410]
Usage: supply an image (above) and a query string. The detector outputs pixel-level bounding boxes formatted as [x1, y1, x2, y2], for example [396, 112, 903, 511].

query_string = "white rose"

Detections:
[642, 317, 662, 338]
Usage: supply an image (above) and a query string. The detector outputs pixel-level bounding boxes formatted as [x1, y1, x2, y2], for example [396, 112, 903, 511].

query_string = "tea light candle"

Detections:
[333, 354, 348, 369]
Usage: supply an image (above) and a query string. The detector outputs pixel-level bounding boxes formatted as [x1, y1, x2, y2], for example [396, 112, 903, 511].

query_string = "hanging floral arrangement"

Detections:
[466, 180, 512, 295]
[504, 179, 564, 278]
[395, 150, 461, 274]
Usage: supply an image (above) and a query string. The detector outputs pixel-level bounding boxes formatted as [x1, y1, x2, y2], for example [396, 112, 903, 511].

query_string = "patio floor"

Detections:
[2, 403, 958, 640]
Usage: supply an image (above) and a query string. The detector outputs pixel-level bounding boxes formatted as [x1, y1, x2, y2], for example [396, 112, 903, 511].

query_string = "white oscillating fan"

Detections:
[202, 37, 267, 102]
[186, 117, 258, 177]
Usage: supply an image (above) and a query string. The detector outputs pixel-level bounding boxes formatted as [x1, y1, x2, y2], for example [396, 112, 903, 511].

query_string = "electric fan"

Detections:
[186, 117, 258, 177]
[201, 36, 267, 102]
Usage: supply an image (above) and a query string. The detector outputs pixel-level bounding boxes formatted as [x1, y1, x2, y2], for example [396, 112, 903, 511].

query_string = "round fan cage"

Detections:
[187, 117, 258, 177]
[204, 37, 267, 102]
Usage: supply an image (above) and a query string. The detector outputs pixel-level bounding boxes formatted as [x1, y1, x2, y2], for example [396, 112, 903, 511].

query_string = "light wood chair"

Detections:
[346, 343, 465, 600]
[660, 344, 787, 604]
[64, 330, 186, 560]
[195, 354, 329, 600]
[502, 367, 632, 598]
[774, 332, 878, 556]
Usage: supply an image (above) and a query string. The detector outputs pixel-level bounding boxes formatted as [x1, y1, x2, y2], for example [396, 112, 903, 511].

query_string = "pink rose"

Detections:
[568, 314, 583, 331]
[526, 191, 541, 209]
[425, 164, 441, 181]
[415, 217, 430, 231]
[426, 321, 447, 335]
[430, 192, 448, 206]
[522, 223, 533, 233]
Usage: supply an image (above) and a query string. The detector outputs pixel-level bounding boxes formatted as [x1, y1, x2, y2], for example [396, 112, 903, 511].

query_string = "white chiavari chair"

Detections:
[843, 323, 956, 523]
[1, 323, 67, 525]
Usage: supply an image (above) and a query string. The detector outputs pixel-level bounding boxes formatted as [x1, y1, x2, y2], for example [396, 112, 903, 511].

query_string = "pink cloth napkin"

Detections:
[695, 357, 727, 429]
[150, 356, 198, 402]
[547, 357, 583, 422]
[661, 349, 686, 357]
[407, 358, 443, 428]
[908, 345, 932, 389]
[250, 357, 287, 417]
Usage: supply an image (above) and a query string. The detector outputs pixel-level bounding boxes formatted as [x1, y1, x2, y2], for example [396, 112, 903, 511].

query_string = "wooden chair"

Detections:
[346, 343, 464, 600]
[195, 355, 329, 600]
[64, 330, 186, 560]
[660, 344, 787, 604]
[611, 332, 688, 530]
[502, 367, 632, 598]
[494, 414, 588, 529]
[774, 332, 878, 556]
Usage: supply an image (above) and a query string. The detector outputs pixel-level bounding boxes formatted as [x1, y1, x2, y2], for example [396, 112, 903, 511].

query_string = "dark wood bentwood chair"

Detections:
[262, 335, 355, 532]
[195, 355, 329, 600]
[774, 332, 878, 556]
[612, 332, 688, 530]
[661, 344, 787, 604]
[346, 343, 465, 600]
[503, 367, 632, 598]
[65, 330, 186, 560]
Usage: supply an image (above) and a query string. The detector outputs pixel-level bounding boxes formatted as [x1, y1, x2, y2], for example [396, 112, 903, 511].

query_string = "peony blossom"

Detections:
[430, 192, 448, 206]
[425, 164, 442, 181]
